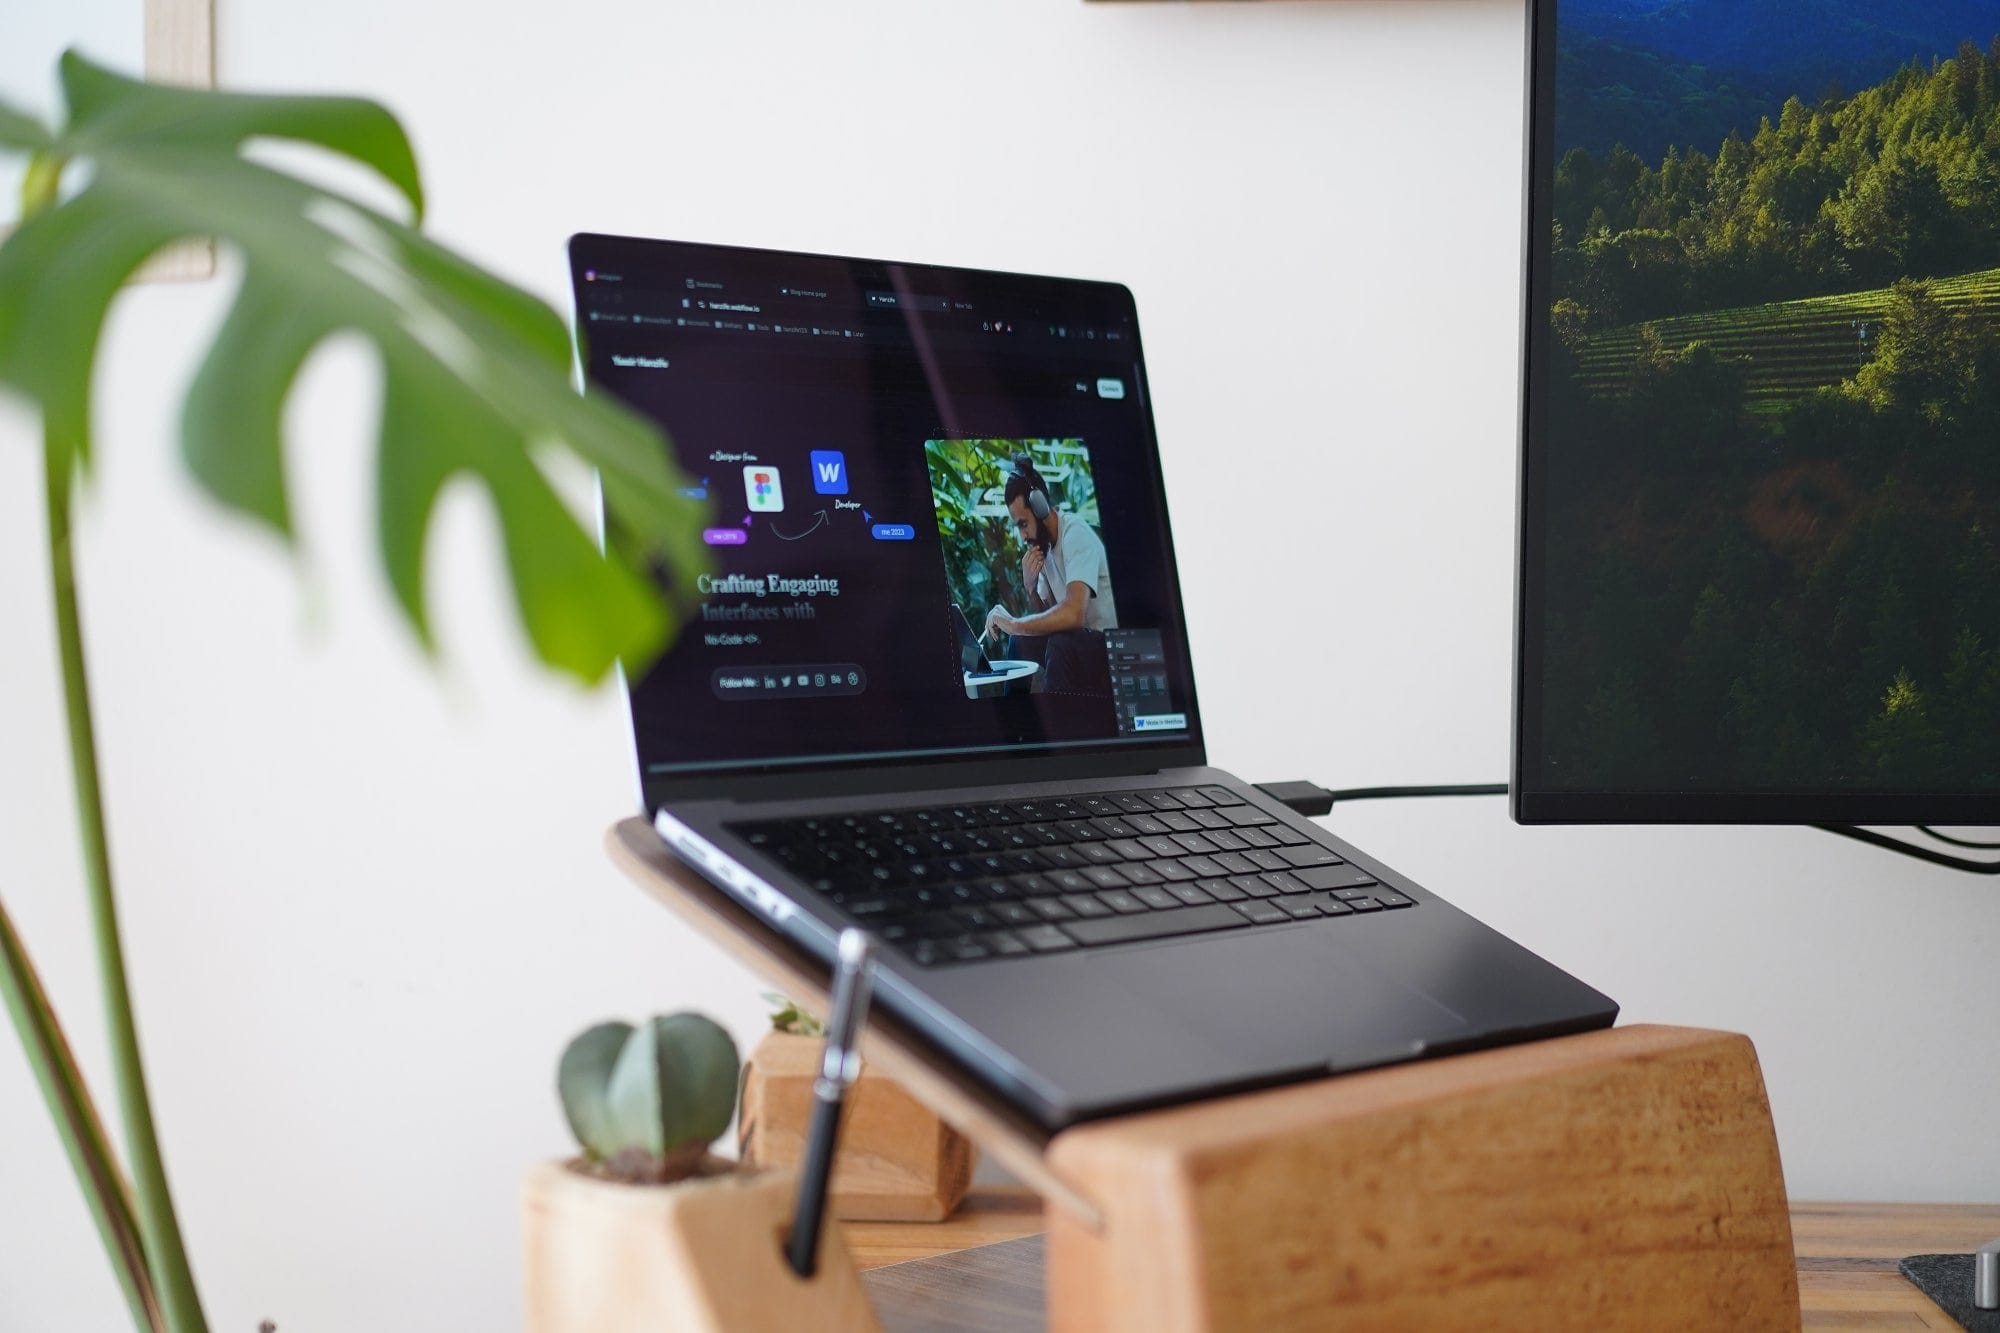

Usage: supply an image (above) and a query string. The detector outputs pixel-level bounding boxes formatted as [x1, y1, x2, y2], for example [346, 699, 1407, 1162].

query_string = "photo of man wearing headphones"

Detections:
[983, 454, 1119, 695]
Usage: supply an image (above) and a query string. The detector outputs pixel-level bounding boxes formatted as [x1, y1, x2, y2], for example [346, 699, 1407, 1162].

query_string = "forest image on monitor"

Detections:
[1543, 0, 2000, 792]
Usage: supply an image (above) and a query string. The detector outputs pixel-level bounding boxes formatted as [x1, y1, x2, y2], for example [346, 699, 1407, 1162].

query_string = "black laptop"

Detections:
[571, 234, 1616, 1130]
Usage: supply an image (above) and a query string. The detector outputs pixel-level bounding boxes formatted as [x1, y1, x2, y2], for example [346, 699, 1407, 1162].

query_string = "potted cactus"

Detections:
[740, 995, 973, 1223]
[522, 1014, 880, 1333]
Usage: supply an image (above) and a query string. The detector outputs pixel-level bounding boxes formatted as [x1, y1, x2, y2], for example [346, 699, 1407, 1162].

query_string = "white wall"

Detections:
[2, 0, 1995, 1328]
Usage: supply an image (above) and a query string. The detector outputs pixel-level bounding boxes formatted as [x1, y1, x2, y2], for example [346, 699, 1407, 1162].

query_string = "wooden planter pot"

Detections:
[521, 1158, 880, 1333]
[740, 1030, 975, 1222]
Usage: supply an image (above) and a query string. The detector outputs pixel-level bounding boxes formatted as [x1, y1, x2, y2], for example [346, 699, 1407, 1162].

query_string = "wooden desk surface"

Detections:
[848, 1193, 2000, 1331]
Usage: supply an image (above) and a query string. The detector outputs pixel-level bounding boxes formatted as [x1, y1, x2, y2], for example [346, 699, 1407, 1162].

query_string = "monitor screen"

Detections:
[1516, 1, 2000, 823]
[569, 236, 1202, 790]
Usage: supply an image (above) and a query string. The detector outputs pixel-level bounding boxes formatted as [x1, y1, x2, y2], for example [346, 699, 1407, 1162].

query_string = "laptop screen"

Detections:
[570, 236, 1203, 782]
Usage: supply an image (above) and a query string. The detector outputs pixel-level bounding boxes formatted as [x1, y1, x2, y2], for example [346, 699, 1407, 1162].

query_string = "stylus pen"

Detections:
[786, 928, 878, 1279]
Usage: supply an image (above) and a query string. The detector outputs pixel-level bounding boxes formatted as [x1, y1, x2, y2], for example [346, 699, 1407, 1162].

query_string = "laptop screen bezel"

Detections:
[569, 234, 1210, 805]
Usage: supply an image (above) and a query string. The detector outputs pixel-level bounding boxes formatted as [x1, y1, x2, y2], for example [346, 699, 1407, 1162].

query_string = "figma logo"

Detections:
[743, 465, 785, 512]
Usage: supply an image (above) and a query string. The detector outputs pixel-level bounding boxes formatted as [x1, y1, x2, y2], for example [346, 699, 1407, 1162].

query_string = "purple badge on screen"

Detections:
[703, 527, 748, 546]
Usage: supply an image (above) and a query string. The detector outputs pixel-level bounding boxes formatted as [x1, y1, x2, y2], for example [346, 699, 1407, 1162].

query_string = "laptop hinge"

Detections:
[644, 742, 1207, 811]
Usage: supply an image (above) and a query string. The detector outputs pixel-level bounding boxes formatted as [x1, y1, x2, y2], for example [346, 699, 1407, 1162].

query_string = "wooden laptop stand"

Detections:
[608, 817, 1801, 1331]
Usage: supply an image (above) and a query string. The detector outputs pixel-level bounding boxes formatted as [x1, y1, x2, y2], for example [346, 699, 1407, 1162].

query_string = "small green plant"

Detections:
[762, 991, 825, 1037]
[557, 1015, 741, 1184]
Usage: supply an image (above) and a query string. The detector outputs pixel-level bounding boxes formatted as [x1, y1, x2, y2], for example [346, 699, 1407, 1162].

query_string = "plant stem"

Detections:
[45, 426, 209, 1332]
[0, 894, 163, 1332]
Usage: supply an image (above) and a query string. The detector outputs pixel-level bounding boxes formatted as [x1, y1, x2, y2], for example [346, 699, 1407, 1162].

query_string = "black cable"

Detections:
[1816, 824, 2000, 874]
[1258, 782, 1508, 818]
[1322, 784, 1508, 805]
[1917, 825, 2000, 850]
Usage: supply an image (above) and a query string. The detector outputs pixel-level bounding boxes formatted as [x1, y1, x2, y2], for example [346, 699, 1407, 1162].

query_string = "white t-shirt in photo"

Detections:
[1035, 511, 1118, 631]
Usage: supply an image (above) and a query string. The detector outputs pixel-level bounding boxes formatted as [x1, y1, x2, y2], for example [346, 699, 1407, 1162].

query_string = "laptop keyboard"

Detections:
[726, 785, 1415, 966]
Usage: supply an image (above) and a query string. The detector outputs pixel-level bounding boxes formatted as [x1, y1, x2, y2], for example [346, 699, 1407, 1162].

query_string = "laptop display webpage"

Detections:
[570, 237, 1202, 780]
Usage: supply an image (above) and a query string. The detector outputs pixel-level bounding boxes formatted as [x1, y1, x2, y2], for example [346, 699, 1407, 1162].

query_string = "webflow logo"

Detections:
[810, 450, 848, 495]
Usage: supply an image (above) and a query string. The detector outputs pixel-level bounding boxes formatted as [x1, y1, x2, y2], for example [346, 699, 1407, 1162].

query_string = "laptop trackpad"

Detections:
[1107, 926, 1471, 1070]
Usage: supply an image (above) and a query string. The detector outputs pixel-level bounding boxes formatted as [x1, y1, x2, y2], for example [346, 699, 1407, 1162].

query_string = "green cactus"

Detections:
[557, 1014, 740, 1184]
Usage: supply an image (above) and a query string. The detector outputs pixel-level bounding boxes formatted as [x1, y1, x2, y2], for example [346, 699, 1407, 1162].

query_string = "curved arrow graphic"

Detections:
[772, 509, 830, 541]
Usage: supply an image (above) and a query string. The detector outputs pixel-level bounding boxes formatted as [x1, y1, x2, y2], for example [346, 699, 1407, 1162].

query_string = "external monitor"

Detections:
[1515, 0, 2000, 826]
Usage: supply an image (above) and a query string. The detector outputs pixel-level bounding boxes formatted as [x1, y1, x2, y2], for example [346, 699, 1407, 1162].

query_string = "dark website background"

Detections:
[571, 238, 1198, 776]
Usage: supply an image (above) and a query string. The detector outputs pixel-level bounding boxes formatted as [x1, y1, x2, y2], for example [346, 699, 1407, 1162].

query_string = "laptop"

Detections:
[570, 234, 1617, 1130]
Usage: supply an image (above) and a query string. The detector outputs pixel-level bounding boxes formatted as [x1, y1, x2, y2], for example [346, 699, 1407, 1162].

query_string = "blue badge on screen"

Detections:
[810, 450, 848, 494]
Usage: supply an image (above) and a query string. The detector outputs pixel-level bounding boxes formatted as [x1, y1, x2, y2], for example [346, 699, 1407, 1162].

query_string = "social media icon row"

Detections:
[740, 451, 849, 514]
[708, 664, 868, 700]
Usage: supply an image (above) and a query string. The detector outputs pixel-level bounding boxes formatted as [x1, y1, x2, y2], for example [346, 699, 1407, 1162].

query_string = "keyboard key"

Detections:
[1091, 816, 1140, 839]
[984, 931, 1032, 956]
[1178, 855, 1226, 879]
[1332, 888, 1376, 901]
[1017, 924, 1079, 952]
[1277, 898, 1323, 919]
[1165, 881, 1216, 905]
[1103, 839, 1151, 861]
[1314, 895, 1354, 916]
[1011, 872, 1056, 897]
[1196, 877, 1246, 902]
[1077, 843, 1123, 866]
[1065, 894, 1116, 918]
[1111, 794, 1153, 814]
[1235, 827, 1280, 849]
[1131, 886, 1181, 910]
[993, 902, 1039, 926]
[1231, 874, 1279, 899]
[1138, 836, 1183, 859]
[1293, 865, 1380, 893]
[1279, 845, 1343, 868]
[1259, 871, 1306, 895]
[1170, 787, 1213, 808]
[1119, 863, 1165, 886]
[1150, 859, 1197, 883]
[1243, 849, 1291, 872]
[1082, 866, 1132, 889]
[1222, 806, 1277, 827]
[1211, 852, 1259, 876]
[1156, 811, 1200, 833]
[1047, 870, 1095, 894]
[1205, 830, 1249, 852]
[1198, 786, 1240, 805]
[1170, 833, 1219, 856]
[1373, 891, 1414, 909]
[1343, 897, 1384, 913]
[1126, 814, 1171, 836]
[1061, 903, 1250, 947]
[1095, 889, 1148, 914]
[1079, 797, 1118, 816]
[1266, 825, 1313, 847]
[1030, 897, 1078, 921]
[1188, 809, 1232, 830]
[1230, 899, 1288, 925]
[1038, 846, 1087, 870]
[942, 936, 992, 961]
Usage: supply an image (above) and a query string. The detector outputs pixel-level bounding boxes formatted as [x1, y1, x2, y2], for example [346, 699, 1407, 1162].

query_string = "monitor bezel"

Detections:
[1510, 0, 2000, 827]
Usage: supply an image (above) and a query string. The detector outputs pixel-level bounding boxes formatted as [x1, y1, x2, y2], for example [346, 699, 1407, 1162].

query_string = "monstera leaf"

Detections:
[0, 52, 709, 681]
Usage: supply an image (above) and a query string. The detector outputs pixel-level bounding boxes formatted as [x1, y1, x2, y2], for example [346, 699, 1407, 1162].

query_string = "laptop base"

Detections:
[608, 820, 1797, 1333]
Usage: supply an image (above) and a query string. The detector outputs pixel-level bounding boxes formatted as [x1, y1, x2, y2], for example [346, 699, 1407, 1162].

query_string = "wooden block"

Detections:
[1044, 1024, 1800, 1333]
[741, 1031, 976, 1222]
[522, 1159, 881, 1333]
